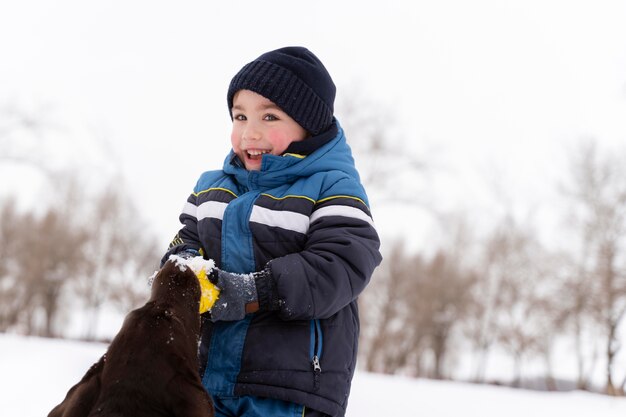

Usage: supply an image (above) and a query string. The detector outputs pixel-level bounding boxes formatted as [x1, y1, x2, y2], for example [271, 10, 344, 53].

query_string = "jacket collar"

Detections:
[282, 121, 338, 156]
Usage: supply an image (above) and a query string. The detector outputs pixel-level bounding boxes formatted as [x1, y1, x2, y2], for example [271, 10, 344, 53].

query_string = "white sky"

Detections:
[1, 0, 625, 249]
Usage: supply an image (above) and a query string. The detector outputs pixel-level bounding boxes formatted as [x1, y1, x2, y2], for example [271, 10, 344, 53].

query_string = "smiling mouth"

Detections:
[246, 149, 270, 159]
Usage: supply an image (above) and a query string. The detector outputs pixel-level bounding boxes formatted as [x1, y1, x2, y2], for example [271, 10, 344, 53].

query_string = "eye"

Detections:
[263, 113, 279, 121]
[233, 113, 247, 121]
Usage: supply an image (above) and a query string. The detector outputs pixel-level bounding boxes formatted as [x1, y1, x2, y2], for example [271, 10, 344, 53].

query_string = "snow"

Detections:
[168, 254, 216, 275]
[2, 333, 626, 417]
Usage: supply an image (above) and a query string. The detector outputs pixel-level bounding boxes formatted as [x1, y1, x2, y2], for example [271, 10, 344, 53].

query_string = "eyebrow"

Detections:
[232, 102, 283, 112]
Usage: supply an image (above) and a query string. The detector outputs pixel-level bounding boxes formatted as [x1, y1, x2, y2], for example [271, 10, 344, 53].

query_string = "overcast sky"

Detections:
[1, 0, 625, 250]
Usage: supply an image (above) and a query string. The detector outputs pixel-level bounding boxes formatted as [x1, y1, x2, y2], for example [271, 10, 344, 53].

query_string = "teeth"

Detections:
[247, 150, 270, 156]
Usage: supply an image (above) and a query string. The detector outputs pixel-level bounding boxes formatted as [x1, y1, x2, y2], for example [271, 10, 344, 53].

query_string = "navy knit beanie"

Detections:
[227, 46, 336, 136]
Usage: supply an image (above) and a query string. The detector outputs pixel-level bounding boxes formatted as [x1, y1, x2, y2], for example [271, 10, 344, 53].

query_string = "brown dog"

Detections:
[48, 258, 214, 417]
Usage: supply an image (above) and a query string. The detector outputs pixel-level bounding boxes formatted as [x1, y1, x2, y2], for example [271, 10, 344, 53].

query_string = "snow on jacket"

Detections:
[163, 121, 382, 417]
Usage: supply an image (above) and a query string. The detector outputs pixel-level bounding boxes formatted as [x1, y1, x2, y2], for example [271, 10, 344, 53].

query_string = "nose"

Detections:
[243, 121, 261, 143]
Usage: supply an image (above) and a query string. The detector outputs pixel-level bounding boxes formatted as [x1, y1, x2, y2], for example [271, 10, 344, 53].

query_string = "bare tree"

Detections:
[1, 105, 160, 339]
[464, 220, 511, 383]
[532, 252, 577, 391]
[562, 141, 626, 395]
[0, 103, 62, 172]
[15, 206, 88, 337]
[559, 249, 601, 390]
[359, 241, 423, 374]
[73, 179, 160, 339]
[1, 189, 86, 337]
[0, 202, 33, 331]
[359, 234, 477, 380]
[336, 89, 430, 207]
[414, 250, 477, 379]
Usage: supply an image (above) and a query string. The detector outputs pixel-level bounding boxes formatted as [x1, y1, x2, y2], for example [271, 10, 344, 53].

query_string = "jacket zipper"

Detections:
[310, 319, 323, 391]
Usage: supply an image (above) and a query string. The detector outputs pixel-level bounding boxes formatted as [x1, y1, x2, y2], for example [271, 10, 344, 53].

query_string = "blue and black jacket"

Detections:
[163, 121, 381, 417]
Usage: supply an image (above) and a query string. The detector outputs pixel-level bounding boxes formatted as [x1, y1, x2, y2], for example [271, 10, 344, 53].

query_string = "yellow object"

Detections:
[196, 268, 220, 314]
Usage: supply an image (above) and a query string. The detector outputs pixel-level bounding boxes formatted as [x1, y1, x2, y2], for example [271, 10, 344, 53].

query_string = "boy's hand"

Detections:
[207, 268, 259, 321]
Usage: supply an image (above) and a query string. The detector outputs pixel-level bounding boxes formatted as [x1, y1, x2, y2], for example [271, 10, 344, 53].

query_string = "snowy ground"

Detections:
[2, 333, 626, 417]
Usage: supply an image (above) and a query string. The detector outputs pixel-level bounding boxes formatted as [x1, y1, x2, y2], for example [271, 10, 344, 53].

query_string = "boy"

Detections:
[162, 46, 381, 417]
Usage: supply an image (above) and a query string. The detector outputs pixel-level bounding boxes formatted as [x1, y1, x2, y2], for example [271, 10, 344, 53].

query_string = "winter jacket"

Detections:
[163, 121, 381, 417]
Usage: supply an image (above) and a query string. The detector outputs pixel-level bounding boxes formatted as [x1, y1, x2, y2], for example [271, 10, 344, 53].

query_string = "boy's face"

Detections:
[231, 89, 308, 171]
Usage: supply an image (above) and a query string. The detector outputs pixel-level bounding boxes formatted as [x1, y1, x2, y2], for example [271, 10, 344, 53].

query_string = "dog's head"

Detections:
[150, 259, 201, 312]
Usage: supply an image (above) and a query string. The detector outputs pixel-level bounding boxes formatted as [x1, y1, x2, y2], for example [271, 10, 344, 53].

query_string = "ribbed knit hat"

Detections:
[227, 46, 336, 136]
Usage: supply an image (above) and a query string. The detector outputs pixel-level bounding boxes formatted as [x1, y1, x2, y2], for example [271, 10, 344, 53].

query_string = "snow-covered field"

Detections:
[2, 333, 626, 417]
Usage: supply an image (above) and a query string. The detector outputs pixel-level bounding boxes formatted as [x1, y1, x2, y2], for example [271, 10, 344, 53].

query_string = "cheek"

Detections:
[267, 129, 293, 151]
[230, 128, 241, 150]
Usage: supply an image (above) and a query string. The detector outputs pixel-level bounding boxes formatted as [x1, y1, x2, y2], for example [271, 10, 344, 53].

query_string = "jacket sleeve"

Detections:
[268, 194, 382, 320]
[160, 192, 203, 266]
